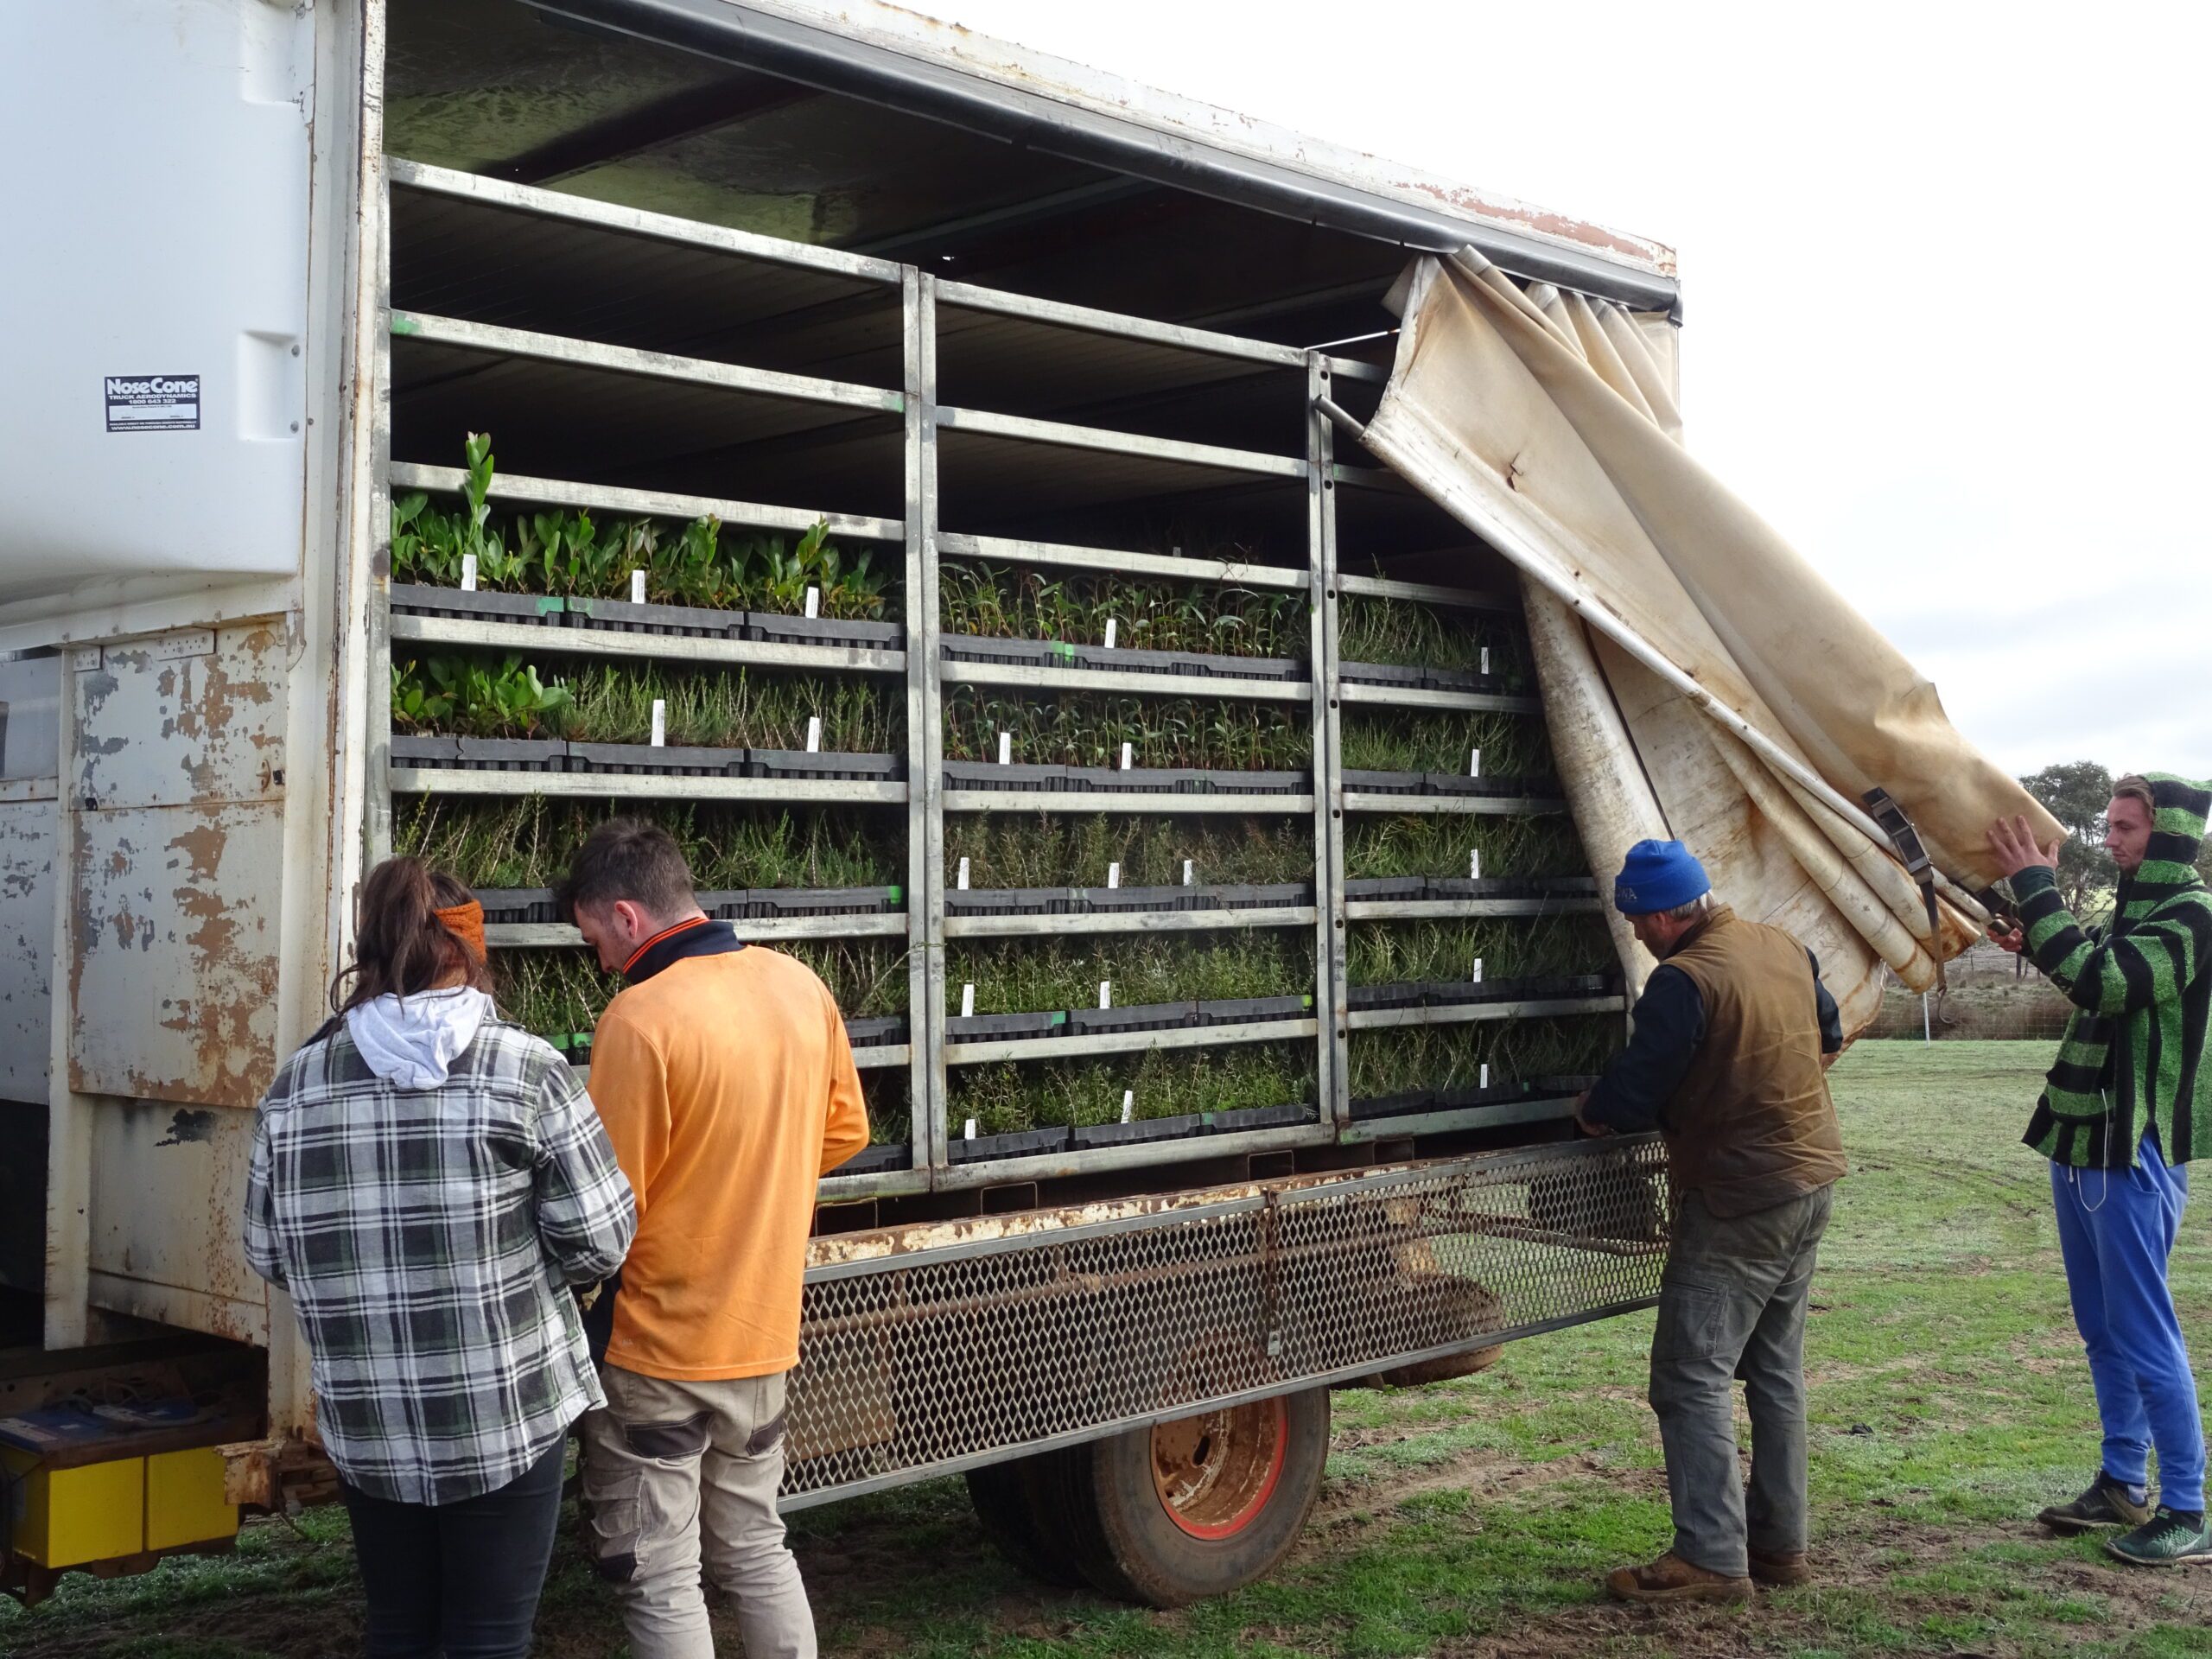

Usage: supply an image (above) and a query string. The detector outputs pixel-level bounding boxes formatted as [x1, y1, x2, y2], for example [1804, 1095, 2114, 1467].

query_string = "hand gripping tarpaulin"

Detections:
[1359, 250, 2063, 1033]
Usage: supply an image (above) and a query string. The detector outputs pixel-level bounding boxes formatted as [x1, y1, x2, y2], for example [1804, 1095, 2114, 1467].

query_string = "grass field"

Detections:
[6, 1042, 2209, 1658]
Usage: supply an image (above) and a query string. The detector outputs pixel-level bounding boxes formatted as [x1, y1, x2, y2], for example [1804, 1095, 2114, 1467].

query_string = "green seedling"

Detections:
[943, 814, 1312, 890]
[950, 1040, 1315, 1135]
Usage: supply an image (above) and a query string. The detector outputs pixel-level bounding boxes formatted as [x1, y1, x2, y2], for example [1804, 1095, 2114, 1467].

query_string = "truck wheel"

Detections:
[1061, 1388, 1331, 1606]
[964, 1451, 1087, 1586]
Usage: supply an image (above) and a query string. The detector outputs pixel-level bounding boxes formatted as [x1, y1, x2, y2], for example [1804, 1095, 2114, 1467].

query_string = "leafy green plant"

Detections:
[1343, 813, 1586, 881]
[391, 655, 571, 737]
[940, 561, 1307, 659]
[948, 932, 1315, 1016]
[950, 1040, 1315, 1135]
[779, 938, 912, 1017]
[1339, 710, 1553, 779]
[1345, 913, 1615, 986]
[1346, 1013, 1618, 1098]
[943, 814, 1311, 890]
[943, 688, 1311, 771]
[561, 664, 896, 753]
[1338, 590, 1526, 685]
[498, 950, 615, 1044]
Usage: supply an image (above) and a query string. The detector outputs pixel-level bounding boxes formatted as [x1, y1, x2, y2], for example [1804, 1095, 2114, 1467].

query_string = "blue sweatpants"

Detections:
[2050, 1129, 2207, 1513]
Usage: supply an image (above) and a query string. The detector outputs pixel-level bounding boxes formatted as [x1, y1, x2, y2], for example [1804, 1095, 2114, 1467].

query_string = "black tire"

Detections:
[964, 1450, 1089, 1587]
[1060, 1388, 1332, 1607]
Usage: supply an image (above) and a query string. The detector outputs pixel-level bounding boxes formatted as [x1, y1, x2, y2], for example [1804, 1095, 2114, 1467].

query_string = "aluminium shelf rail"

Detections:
[368, 159, 1624, 1202]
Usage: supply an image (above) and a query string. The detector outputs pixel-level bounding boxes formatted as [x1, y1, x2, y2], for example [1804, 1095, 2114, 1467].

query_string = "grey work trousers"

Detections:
[1648, 1184, 1833, 1577]
[580, 1365, 815, 1659]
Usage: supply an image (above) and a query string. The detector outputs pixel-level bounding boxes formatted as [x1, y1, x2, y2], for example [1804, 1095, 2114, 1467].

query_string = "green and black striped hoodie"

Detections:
[2018, 772, 2212, 1168]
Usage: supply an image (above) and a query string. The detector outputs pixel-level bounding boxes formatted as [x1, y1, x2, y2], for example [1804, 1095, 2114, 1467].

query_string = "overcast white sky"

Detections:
[934, 0, 2212, 779]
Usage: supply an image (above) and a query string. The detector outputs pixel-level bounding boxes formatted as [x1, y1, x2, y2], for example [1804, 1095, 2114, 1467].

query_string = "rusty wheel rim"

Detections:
[1149, 1395, 1288, 1540]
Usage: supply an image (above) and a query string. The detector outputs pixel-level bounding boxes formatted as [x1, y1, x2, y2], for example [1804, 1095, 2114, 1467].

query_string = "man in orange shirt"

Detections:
[560, 820, 868, 1659]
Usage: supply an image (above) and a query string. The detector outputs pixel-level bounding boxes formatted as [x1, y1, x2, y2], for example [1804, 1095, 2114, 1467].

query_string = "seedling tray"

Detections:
[1421, 666, 1507, 695]
[1344, 877, 1425, 902]
[746, 751, 904, 782]
[550, 1032, 594, 1068]
[747, 886, 903, 919]
[1524, 1073, 1601, 1096]
[474, 887, 560, 925]
[1341, 768, 1423, 796]
[565, 595, 746, 639]
[948, 1011, 1067, 1040]
[1061, 644, 1306, 682]
[950, 1126, 1071, 1165]
[1207, 1101, 1317, 1135]
[1347, 1090, 1439, 1122]
[391, 734, 462, 769]
[1065, 1001, 1199, 1036]
[945, 887, 1068, 918]
[837, 1143, 912, 1175]
[1424, 876, 1599, 900]
[696, 889, 750, 921]
[569, 741, 744, 777]
[1072, 883, 1201, 914]
[842, 1014, 908, 1047]
[1423, 772, 1539, 798]
[1072, 1112, 1206, 1148]
[1339, 660, 1427, 688]
[1347, 982, 1424, 1012]
[454, 736, 569, 772]
[942, 634, 1071, 669]
[1212, 881, 1313, 910]
[390, 583, 565, 626]
[1054, 766, 1308, 797]
[1429, 1083, 1519, 1110]
[1198, 994, 1313, 1027]
[746, 613, 901, 650]
[942, 760, 1069, 792]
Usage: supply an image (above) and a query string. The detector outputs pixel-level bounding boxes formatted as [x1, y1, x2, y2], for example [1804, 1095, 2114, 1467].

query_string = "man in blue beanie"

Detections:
[1578, 839, 1847, 1603]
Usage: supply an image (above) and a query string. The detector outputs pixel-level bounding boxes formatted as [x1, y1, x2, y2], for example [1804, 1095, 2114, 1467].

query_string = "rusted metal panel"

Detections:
[86, 1097, 267, 1344]
[0, 798, 56, 1105]
[69, 801, 285, 1107]
[73, 625, 288, 812]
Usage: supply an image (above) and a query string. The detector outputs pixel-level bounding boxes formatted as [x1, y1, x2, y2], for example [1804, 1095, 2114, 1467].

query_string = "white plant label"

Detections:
[957, 856, 970, 890]
[1099, 981, 1112, 1009]
[1480, 1063, 1491, 1089]
[631, 569, 646, 604]
[1121, 1090, 1135, 1124]
[805, 715, 822, 753]
[998, 731, 1012, 766]
[460, 553, 478, 592]
[1470, 747, 1481, 778]
[1471, 848, 1482, 880]
[1183, 859, 1195, 887]
[1103, 618, 1117, 650]
[650, 699, 666, 747]
[1106, 861, 1120, 889]
[964, 1117, 978, 1141]
[1471, 956, 1484, 983]
[1121, 741, 1133, 771]
[804, 585, 820, 620]
[1481, 646, 1491, 675]
[961, 982, 976, 1019]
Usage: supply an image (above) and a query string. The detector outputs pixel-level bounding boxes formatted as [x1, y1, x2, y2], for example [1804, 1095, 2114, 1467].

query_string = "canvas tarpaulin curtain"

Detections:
[1359, 249, 2063, 1033]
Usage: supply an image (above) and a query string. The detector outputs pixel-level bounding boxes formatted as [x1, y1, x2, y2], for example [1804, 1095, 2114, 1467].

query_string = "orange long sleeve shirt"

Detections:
[585, 941, 869, 1381]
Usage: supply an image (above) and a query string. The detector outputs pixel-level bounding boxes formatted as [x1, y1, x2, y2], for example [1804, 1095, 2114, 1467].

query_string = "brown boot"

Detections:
[1605, 1552, 1754, 1603]
[1749, 1548, 1811, 1586]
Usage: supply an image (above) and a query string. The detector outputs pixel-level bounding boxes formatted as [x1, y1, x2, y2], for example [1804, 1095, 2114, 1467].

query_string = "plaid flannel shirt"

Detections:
[244, 1015, 635, 1505]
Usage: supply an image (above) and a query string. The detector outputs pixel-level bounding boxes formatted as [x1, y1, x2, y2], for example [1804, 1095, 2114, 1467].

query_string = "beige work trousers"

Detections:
[581, 1364, 815, 1659]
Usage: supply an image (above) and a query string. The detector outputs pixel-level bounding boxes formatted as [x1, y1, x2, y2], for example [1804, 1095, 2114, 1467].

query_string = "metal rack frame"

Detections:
[369, 161, 1624, 1202]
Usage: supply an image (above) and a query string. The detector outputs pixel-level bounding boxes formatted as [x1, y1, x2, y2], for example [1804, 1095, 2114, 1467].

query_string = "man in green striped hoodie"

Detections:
[1989, 772, 2212, 1567]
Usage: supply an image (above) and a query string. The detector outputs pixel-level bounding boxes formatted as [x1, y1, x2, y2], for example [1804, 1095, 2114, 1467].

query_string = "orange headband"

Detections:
[434, 899, 486, 963]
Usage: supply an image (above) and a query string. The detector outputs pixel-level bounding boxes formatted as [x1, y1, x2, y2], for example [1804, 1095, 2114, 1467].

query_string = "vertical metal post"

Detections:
[43, 651, 92, 1349]
[1306, 355, 1349, 1129]
[364, 165, 396, 868]
[902, 269, 950, 1177]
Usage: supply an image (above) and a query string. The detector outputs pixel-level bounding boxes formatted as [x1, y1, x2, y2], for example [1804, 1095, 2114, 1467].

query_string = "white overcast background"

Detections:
[935, 0, 2212, 779]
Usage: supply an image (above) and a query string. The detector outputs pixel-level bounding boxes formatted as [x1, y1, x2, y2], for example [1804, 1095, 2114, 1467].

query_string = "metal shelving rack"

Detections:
[369, 157, 1623, 1203]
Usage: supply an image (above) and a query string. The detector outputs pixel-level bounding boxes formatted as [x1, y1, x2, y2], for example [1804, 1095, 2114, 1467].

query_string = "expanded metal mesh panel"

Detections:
[783, 1136, 1666, 1502]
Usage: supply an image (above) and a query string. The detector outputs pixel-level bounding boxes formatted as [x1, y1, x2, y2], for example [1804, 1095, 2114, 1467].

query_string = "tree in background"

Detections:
[2018, 761, 2117, 914]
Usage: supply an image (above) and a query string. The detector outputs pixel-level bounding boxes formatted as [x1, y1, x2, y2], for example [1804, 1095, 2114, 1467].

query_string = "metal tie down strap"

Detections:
[779, 1135, 1668, 1508]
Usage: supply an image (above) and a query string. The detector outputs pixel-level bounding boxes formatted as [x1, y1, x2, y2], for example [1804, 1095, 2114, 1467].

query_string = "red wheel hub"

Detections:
[1148, 1396, 1289, 1540]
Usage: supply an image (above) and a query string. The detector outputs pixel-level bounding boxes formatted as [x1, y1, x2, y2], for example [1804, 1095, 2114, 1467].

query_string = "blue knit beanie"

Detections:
[1613, 839, 1710, 916]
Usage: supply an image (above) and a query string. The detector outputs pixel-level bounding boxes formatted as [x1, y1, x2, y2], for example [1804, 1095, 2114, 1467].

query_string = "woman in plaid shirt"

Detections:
[245, 858, 635, 1659]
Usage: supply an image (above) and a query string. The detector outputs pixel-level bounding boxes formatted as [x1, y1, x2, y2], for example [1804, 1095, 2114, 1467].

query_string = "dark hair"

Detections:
[556, 818, 696, 923]
[330, 856, 493, 1014]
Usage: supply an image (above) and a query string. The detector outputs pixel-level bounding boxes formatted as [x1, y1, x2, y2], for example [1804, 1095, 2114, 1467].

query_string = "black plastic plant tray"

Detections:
[1182, 769, 1307, 796]
[1347, 982, 1424, 1011]
[1346, 1090, 1438, 1122]
[695, 889, 750, 921]
[1207, 1101, 1317, 1135]
[747, 886, 902, 919]
[1344, 876, 1425, 902]
[836, 1142, 912, 1175]
[950, 1126, 1071, 1165]
[842, 1014, 908, 1047]
[1072, 884, 1200, 914]
[1429, 1084, 1520, 1111]
[454, 737, 569, 772]
[1421, 666, 1507, 695]
[565, 595, 746, 638]
[746, 613, 902, 649]
[474, 887, 559, 925]
[1212, 882, 1313, 910]
[568, 741, 743, 777]
[390, 734, 461, 769]
[1341, 768, 1423, 796]
[1424, 875, 1599, 900]
[941, 634, 1070, 669]
[948, 1011, 1067, 1040]
[1062, 644, 1306, 682]
[1418, 978, 1519, 1008]
[1065, 1001, 1198, 1036]
[1524, 1073, 1602, 1096]
[389, 583, 565, 626]
[1072, 1112, 1206, 1149]
[550, 1033, 594, 1068]
[944, 887, 1068, 917]
[1338, 660, 1427, 687]
[1424, 772, 1535, 798]
[1198, 995, 1313, 1027]
[746, 751, 904, 782]
[942, 760, 1069, 792]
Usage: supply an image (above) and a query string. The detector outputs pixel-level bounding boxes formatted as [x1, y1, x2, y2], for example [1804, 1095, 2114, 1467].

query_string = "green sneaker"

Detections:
[2039, 1472, 2155, 1534]
[2106, 1507, 2212, 1567]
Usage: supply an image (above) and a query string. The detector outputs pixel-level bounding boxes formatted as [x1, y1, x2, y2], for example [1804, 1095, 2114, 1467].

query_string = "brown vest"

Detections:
[1661, 906, 1847, 1217]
